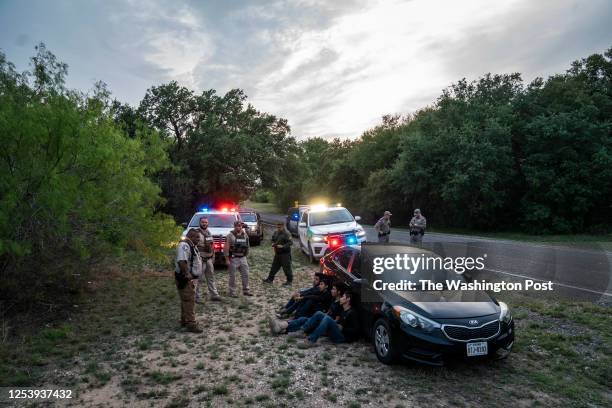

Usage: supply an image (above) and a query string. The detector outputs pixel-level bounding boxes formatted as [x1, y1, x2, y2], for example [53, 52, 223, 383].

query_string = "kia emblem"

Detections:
[468, 320, 479, 326]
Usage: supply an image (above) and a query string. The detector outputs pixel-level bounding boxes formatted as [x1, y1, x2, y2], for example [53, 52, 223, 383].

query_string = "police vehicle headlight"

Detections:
[499, 301, 512, 324]
[393, 306, 441, 333]
[180, 235, 186, 240]
[311, 235, 325, 242]
[356, 228, 366, 237]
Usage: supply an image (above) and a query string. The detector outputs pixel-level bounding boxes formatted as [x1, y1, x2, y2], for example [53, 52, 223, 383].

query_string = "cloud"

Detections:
[1, 0, 610, 139]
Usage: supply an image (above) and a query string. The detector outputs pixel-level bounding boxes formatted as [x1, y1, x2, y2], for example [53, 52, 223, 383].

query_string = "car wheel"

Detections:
[308, 242, 316, 264]
[373, 318, 398, 364]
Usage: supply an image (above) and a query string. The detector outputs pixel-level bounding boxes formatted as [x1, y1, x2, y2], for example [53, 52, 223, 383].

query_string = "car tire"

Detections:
[308, 242, 316, 264]
[373, 318, 398, 365]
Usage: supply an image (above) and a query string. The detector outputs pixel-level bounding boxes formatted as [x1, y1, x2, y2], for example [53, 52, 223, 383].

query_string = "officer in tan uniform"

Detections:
[224, 220, 253, 297]
[374, 210, 392, 243]
[195, 216, 222, 302]
[175, 229, 204, 333]
[409, 208, 427, 245]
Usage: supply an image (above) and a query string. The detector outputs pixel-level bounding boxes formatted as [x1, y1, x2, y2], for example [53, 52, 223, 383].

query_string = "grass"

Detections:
[0, 227, 610, 407]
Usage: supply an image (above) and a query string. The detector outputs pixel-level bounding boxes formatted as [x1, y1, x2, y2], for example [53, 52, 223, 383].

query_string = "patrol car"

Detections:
[297, 204, 367, 262]
[239, 210, 263, 245]
[181, 207, 242, 263]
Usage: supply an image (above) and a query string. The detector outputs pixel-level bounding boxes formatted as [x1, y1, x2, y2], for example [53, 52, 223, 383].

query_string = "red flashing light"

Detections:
[330, 238, 340, 247]
[230, 208, 235, 212]
[221, 208, 228, 212]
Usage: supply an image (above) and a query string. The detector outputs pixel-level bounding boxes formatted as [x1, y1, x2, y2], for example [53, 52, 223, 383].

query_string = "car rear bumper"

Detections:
[396, 321, 515, 366]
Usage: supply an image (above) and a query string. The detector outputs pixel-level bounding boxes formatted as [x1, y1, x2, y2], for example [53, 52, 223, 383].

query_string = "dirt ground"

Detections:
[4, 227, 610, 408]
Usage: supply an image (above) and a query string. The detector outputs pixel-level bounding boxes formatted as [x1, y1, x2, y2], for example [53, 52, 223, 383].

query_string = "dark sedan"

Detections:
[319, 243, 515, 365]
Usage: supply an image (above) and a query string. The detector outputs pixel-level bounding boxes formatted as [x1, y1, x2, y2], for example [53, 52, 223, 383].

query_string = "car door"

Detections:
[298, 211, 309, 249]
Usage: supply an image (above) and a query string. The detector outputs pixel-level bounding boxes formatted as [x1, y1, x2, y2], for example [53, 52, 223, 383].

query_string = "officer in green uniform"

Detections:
[263, 222, 293, 285]
[224, 220, 253, 297]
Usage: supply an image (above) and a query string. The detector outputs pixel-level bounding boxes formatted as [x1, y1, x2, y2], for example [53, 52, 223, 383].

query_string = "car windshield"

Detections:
[189, 214, 236, 228]
[240, 213, 257, 222]
[309, 209, 353, 226]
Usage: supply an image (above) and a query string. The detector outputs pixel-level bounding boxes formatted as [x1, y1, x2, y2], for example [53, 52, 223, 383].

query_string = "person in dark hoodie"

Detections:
[326, 281, 346, 322]
[292, 278, 332, 318]
[269, 291, 360, 347]
[276, 273, 322, 317]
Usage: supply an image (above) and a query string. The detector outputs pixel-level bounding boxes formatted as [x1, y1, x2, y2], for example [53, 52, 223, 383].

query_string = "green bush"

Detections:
[0, 44, 175, 308]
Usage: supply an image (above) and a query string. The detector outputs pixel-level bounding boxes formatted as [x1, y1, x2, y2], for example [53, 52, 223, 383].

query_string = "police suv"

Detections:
[181, 207, 241, 264]
[298, 204, 367, 262]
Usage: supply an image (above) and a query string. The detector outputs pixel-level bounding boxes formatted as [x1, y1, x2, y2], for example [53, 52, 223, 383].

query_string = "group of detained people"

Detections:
[268, 272, 360, 348]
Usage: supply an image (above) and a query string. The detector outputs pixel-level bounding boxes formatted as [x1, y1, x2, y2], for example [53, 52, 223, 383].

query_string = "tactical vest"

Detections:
[198, 228, 214, 257]
[229, 230, 249, 257]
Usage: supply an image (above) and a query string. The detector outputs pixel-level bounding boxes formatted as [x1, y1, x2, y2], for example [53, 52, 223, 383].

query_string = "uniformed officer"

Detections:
[409, 208, 427, 245]
[195, 216, 222, 302]
[374, 210, 392, 243]
[263, 222, 293, 285]
[224, 220, 253, 297]
[175, 229, 204, 333]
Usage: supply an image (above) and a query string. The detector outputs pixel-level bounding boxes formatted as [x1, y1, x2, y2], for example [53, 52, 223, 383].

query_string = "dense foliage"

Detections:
[134, 83, 296, 222]
[0, 45, 176, 307]
[269, 49, 612, 233]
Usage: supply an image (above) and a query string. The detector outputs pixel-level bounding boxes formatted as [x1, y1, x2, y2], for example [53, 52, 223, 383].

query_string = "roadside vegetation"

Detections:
[0, 231, 610, 407]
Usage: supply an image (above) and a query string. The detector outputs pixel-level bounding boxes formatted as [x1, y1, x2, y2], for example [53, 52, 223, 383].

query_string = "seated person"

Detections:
[269, 291, 360, 347]
[293, 277, 332, 318]
[326, 282, 347, 321]
[277, 273, 322, 316]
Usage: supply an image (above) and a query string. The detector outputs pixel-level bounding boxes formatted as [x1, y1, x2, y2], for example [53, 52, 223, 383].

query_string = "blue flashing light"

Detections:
[199, 207, 209, 213]
[291, 212, 299, 220]
[347, 236, 357, 245]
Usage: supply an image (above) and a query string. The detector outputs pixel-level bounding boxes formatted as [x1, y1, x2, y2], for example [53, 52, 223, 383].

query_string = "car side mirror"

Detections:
[354, 216, 361, 221]
[298, 222, 307, 227]
[181, 222, 188, 228]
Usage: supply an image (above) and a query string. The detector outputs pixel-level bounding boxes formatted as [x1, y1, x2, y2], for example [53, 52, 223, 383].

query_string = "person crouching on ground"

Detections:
[269, 292, 360, 347]
[276, 273, 322, 317]
[175, 229, 204, 333]
[291, 277, 332, 318]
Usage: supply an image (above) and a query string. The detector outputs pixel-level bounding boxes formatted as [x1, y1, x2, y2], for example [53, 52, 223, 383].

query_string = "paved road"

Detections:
[256, 211, 611, 303]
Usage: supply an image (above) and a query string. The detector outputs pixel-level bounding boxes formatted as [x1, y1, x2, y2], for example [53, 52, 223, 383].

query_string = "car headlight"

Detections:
[311, 235, 325, 242]
[499, 301, 512, 324]
[393, 306, 441, 333]
[180, 235, 186, 240]
[356, 228, 366, 237]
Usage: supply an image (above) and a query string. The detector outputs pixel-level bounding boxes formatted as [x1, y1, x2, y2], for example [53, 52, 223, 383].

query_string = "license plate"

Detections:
[466, 341, 488, 357]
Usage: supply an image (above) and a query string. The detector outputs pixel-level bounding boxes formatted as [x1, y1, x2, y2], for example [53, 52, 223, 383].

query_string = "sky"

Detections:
[1, 0, 611, 139]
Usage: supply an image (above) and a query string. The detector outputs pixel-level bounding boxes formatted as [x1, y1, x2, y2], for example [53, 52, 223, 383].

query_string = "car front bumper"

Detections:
[394, 320, 515, 366]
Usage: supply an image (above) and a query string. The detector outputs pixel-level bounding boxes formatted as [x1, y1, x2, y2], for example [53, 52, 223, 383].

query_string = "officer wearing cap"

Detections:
[374, 210, 392, 243]
[409, 208, 427, 245]
[224, 220, 253, 297]
[263, 222, 293, 285]
[195, 216, 222, 302]
[175, 228, 204, 333]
